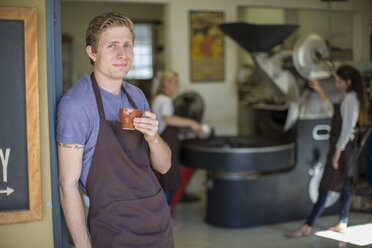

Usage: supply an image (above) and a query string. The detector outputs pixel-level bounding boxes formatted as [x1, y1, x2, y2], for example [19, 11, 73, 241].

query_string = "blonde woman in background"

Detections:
[151, 70, 204, 213]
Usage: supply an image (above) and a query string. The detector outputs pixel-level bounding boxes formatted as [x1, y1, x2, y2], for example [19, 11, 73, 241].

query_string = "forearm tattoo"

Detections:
[58, 142, 84, 150]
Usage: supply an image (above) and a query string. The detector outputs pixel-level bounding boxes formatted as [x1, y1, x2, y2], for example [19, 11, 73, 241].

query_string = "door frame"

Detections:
[46, 0, 69, 247]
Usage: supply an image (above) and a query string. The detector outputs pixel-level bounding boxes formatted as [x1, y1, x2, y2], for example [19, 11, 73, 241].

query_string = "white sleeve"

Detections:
[151, 95, 174, 133]
[336, 93, 359, 150]
[153, 95, 173, 116]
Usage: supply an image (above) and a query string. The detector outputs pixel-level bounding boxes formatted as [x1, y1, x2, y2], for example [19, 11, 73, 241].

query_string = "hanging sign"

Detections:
[0, 7, 41, 224]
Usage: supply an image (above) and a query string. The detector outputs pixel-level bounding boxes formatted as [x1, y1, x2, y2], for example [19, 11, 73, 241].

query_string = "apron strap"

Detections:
[91, 73, 139, 121]
[121, 84, 139, 109]
[90, 73, 106, 120]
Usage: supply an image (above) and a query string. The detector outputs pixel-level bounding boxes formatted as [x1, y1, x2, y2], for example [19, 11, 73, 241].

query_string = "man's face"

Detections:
[88, 26, 134, 82]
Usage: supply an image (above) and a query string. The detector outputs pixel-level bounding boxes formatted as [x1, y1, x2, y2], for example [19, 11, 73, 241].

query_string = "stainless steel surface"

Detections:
[293, 33, 332, 80]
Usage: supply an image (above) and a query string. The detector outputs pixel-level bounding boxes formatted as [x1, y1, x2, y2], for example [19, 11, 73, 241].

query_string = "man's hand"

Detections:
[133, 111, 160, 143]
[133, 111, 171, 174]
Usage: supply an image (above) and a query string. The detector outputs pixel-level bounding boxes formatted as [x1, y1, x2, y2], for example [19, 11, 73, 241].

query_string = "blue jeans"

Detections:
[306, 176, 351, 226]
[164, 190, 174, 206]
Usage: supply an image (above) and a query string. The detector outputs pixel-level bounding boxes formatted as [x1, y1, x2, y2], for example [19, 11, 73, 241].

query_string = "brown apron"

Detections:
[159, 126, 181, 191]
[86, 74, 174, 248]
[320, 104, 356, 192]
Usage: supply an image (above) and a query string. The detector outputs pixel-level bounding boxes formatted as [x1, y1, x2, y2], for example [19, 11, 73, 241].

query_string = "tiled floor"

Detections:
[172, 171, 372, 248]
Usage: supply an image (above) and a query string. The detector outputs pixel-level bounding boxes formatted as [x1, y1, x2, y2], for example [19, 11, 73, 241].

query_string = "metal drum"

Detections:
[181, 135, 297, 228]
[181, 136, 295, 173]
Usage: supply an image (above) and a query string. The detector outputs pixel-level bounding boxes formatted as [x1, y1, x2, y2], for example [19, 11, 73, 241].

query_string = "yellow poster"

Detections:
[190, 11, 224, 82]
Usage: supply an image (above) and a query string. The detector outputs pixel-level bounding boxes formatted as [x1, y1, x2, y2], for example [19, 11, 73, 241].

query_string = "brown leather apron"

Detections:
[320, 104, 356, 192]
[86, 74, 174, 248]
[159, 126, 181, 191]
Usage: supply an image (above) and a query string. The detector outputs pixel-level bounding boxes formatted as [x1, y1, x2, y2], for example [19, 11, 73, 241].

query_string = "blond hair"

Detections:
[86, 12, 135, 65]
[152, 70, 178, 97]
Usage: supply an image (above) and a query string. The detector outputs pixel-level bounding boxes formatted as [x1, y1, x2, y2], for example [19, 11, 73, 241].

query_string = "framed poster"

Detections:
[190, 11, 224, 82]
[0, 7, 41, 224]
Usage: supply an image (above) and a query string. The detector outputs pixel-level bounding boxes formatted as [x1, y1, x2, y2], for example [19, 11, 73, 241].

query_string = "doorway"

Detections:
[47, 1, 166, 247]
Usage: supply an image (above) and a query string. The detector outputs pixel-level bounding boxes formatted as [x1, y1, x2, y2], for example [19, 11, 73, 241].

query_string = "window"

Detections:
[126, 24, 154, 80]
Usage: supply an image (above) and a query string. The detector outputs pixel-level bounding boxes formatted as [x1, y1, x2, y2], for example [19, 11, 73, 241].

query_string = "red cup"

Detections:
[119, 108, 141, 130]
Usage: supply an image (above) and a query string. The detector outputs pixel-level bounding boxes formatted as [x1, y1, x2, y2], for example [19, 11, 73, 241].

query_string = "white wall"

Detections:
[164, 1, 238, 134]
[62, 0, 371, 135]
[243, 8, 286, 24]
[295, 10, 353, 50]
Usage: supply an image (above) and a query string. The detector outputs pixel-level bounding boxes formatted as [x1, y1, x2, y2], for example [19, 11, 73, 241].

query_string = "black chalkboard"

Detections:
[0, 20, 29, 211]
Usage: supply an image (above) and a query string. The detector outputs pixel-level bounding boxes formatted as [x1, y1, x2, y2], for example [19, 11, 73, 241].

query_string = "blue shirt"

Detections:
[56, 74, 150, 192]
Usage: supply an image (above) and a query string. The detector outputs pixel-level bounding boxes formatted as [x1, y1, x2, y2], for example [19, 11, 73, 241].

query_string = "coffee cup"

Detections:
[119, 108, 141, 130]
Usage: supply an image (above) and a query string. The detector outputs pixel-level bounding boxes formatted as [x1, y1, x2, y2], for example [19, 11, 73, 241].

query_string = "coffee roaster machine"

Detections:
[178, 23, 345, 228]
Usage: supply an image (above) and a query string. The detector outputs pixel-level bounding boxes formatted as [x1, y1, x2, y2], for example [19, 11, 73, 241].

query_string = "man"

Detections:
[57, 12, 174, 248]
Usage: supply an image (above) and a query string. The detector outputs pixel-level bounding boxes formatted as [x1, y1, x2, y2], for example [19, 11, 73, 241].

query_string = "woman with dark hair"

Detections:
[286, 65, 369, 238]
